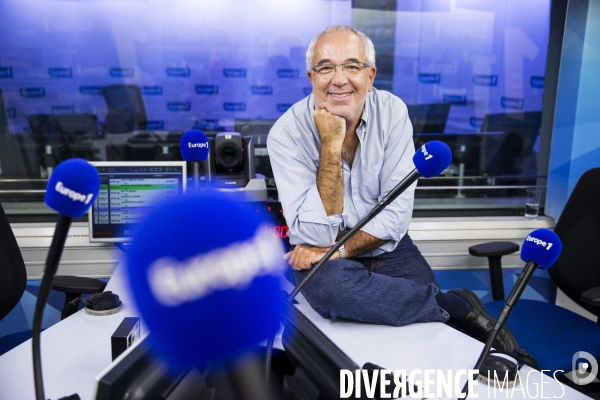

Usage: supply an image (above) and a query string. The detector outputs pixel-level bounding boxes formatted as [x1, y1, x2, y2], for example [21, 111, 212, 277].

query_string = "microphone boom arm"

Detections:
[288, 169, 421, 301]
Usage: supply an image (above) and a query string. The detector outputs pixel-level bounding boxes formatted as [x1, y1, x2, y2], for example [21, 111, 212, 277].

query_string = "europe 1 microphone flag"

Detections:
[180, 129, 209, 190]
[459, 229, 562, 399]
[33, 158, 100, 400]
[126, 191, 285, 399]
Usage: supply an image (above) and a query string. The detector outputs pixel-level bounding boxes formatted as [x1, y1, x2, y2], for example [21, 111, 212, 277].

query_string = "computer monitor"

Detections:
[27, 113, 99, 139]
[480, 111, 542, 176]
[413, 132, 484, 176]
[234, 119, 276, 146]
[281, 301, 360, 399]
[281, 300, 415, 398]
[406, 103, 451, 134]
[88, 161, 187, 243]
[94, 334, 211, 400]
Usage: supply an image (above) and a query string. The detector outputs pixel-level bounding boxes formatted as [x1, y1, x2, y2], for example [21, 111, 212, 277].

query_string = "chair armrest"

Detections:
[469, 241, 520, 258]
[582, 287, 600, 307]
[469, 242, 519, 301]
[52, 276, 107, 294]
[52, 276, 107, 320]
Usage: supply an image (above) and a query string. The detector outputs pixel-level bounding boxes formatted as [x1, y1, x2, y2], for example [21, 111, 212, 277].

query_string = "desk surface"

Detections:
[285, 279, 589, 399]
[0, 262, 142, 400]
[0, 264, 591, 400]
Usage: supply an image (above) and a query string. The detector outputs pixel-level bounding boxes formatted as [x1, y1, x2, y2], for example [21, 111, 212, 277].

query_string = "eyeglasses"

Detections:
[311, 62, 370, 76]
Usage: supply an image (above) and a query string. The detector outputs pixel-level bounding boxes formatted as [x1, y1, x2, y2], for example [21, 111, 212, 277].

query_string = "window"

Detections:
[0, 0, 551, 220]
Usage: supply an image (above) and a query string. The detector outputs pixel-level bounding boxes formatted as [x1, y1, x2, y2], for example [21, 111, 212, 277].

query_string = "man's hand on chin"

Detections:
[313, 107, 345, 145]
[283, 244, 339, 271]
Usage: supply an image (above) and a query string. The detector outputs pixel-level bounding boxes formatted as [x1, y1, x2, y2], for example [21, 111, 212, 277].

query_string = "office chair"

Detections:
[479, 112, 541, 193]
[0, 203, 106, 354]
[0, 204, 28, 354]
[468, 168, 600, 382]
[480, 112, 542, 165]
[102, 85, 148, 134]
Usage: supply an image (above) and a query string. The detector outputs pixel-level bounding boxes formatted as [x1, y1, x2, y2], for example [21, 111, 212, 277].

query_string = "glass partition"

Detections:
[0, 0, 551, 219]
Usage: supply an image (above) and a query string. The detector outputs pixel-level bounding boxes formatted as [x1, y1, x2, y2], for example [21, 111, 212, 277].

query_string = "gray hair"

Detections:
[305, 25, 376, 71]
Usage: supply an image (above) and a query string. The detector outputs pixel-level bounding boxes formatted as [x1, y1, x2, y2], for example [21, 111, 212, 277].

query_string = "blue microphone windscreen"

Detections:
[521, 229, 562, 270]
[45, 158, 100, 218]
[413, 141, 452, 178]
[180, 129, 209, 161]
[127, 192, 285, 368]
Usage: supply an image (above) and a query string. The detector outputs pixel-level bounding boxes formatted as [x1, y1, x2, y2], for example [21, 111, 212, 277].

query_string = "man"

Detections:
[267, 25, 517, 352]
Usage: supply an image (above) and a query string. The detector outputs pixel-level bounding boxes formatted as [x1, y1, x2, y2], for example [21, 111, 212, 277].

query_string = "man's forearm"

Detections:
[343, 230, 387, 258]
[317, 144, 344, 216]
[286, 230, 386, 271]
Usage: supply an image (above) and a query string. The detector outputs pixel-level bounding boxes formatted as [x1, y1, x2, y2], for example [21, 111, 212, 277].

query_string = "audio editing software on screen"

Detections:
[89, 163, 186, 242]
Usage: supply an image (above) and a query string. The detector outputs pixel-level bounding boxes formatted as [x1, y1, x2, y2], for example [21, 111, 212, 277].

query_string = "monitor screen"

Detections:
[88, 161, 187, 242]
[406, 103, 451, 134]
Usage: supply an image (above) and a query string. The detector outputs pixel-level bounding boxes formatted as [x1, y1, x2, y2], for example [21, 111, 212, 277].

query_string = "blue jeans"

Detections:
[289, 234, 447, 327]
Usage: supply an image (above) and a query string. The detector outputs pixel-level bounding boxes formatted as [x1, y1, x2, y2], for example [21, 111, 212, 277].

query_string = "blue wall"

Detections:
[0, 1, 549, 134]
[546, 0, 600, 218]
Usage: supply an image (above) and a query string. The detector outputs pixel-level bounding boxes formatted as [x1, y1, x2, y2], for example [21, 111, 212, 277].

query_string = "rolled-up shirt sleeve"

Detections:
[267, 126, 346, 247]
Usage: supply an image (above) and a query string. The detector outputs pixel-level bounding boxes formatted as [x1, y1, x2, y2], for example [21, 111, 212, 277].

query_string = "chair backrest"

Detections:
[102, 85, 147, 133]
[0, 203, 27, 321]
[549, 168, 600, 318]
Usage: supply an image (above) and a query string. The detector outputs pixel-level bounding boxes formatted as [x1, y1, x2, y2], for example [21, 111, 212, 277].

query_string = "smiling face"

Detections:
[308, 31, 376, 128]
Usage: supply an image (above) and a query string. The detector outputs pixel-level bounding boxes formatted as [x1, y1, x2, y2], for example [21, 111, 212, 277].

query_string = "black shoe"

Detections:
[448, 288, 519, 353]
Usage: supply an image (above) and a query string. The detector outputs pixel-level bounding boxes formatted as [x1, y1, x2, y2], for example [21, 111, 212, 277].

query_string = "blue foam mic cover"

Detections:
[127, 192, 285, 368]
[180, 129, 209, 161]
[413, 141, 452, 178]
[520, 229, 562, 270]
[44, 158, 100, 218]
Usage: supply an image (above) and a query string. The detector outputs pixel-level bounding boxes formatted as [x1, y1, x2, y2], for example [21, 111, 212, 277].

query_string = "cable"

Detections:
[264, 335, 275, 398]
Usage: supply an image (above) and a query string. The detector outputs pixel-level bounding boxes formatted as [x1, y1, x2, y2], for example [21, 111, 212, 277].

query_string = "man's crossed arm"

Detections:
[285, 227, 387, 271]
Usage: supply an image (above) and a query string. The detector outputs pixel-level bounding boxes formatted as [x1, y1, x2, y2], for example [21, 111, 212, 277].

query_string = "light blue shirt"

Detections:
[267, 88, 416, 257]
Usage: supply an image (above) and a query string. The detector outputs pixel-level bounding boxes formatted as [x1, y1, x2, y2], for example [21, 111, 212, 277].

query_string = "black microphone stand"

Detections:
[264, 169, 422, 395]
[458, 260, 537, 399]
[192, 161, 200, 191]
[32, 215, 72, 400]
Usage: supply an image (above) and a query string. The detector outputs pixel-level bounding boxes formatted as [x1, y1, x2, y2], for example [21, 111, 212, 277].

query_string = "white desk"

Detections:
[286, 278, 590, 399]
[0, 262, 143, 400]
[0, 264, 591, 400]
